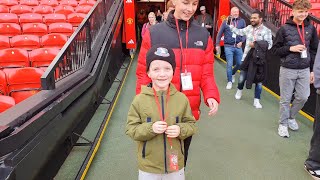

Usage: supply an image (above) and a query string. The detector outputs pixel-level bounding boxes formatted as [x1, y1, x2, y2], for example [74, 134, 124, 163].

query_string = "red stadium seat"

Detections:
[75, 5, 93, 14]
[44, 13, 66, 25]
[0, 48, 29, 68]
[0, 0, 18, 7]
[0, 35, 10, 50]
[79, 0, 96, 6]
[0, 70, 7, 95]
[11, 35, 40, 50]
[54, 5, 74, 16]
[41, 33, 68, 48]
[0, 13, 19, 24]
[33, 5, 54, 14]
[40, 0, 59, 7]
[29, 48, 60, 67]
[22, 23, 48, 36]
[10, 5, 33, 14]
[20, 0, 39, 6]
[0, 23, 21, 37]
[67, 13, 86, 26]
[0, 5, 9, 13]
[0, 95, 15, 112]
[19, 13, 43, 25]
[48, 23, 73, 36]
[59, 0, 79, 7]
[4, 67, 44, 103]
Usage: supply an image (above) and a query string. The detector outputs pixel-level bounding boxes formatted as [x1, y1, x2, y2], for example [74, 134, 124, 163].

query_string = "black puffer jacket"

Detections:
[241, 40, 269, 89]
[270, 17, 319, 70]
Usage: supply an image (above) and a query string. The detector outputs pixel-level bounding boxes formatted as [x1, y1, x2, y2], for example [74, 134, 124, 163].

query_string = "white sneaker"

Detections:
[226, 82, 232, 89]
[278, 124, 289, 138]
[288, 118, 299, 131]
[253, 98, 262, 109]
[235, 89, 242, 99]
[232, 75, 235, 83]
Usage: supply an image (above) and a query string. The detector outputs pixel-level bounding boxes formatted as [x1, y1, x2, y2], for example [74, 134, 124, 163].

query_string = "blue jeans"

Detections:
[224, 46, 243, 82]
[237, 70, 262, 99]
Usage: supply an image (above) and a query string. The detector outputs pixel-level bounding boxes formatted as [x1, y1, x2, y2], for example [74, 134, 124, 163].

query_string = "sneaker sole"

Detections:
[289, 126, 299, 131]
[304, 165, 320, 180]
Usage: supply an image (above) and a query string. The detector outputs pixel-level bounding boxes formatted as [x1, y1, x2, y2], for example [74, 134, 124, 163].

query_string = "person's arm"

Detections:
[126, 97, 157, 141]
[207, 14, 213, 27]
[136, 29, 152, 94]
[141, 23, 146, 37]
[240, 19, 247, 43]
[313, 42, 320, 89]
[309, 26, 319, 71]
[201, 36, 221, 105]
[177, 99, 197, 140]
[229, 24, 249, 36]
[264, 28, 273, 50]
[215, 21, 226, 46]
[269, 27, 291, 56]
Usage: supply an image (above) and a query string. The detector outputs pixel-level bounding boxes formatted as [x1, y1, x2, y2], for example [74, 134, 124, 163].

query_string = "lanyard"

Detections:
[296, 22, 305, 45]
[153, 87, 173, 147]
[175, 18, 189, 72]
[231, 19, 237, 27]
[252, 25, 262, 41]
[202, 15, 206, 23]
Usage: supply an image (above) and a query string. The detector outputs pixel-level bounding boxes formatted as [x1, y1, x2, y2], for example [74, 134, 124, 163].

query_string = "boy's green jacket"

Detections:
[126, 83, 197, 174]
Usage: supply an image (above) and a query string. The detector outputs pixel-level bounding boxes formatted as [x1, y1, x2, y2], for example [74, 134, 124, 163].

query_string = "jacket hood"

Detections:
[141, 83, 178, 97]
[285, 16, 311, 26]
[166, 10, 194, 30]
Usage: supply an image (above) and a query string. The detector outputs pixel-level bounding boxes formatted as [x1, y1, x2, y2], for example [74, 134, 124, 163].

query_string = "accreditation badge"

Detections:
[167, 148, 179, 171]
[301, 49, 307, 58]
[181, 72, 193, 91]
[232, 33, 236, 38]
[201, 23, 204, 27]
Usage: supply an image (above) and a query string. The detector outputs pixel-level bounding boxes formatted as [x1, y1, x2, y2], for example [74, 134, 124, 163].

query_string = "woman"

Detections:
[136, 0, 220, 166]
[141, 12, 157, 37]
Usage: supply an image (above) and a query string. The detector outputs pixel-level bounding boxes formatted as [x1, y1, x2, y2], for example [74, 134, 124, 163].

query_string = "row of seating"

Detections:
[0, 4, 93, 15]
[1, 21, 82, 37]
[0, 67, 44, 108]
[0, 0, 96, 7]
[0, 47, 61, 68]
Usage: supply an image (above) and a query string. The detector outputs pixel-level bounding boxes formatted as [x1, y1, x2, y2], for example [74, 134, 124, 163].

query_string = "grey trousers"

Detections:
[139, 168, 185, 180]
[279, 67, 310, 125]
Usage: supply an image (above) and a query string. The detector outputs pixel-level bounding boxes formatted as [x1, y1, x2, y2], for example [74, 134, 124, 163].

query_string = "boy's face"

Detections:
[172, 0, 198, 21]
[292, 8, 309, 23]
[147, 60, 173, 91]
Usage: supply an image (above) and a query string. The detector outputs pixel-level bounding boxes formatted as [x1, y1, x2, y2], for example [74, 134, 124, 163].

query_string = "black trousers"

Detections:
[305, 93, 320, 170]
[184, 136, 193, 167]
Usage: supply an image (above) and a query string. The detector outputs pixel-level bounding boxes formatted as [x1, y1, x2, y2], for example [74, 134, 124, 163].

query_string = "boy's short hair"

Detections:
[252, 9, 263, 18]
[146, 44, 176, 72]
[292, 0, 312, 10]
[167, 0, 174, 11]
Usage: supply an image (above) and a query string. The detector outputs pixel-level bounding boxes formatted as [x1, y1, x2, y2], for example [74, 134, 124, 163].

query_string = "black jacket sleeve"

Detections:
[309, 26, 319, 71]
[270, 27, 291, 57]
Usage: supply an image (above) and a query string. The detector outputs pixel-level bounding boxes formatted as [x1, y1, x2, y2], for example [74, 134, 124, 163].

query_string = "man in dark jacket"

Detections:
[216, 7, 246, 90]
[304, 42, 320, 180]
[270, 0, 319, 138]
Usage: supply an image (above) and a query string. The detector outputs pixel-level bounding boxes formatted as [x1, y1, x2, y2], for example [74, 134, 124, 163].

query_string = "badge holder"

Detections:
[181, 72, 193, 91]
[201, 23, 205, 27]
[232, 33, 236, 38]
[301, 49, 307, 58]
[167, 146, 179, 171]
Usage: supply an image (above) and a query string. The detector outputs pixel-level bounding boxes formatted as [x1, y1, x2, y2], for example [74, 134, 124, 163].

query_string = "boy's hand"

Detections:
[207, 98, 218, 116]
[289, 44, 306, 52]
[165, 125, 180, 138]
[310, 72, 314, 84]
[152, 121, 167, 134]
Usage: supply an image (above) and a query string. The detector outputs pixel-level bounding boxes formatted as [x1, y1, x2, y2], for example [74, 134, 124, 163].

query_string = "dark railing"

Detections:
[241, 0, 320, 30]
[41, 0, 113, 90]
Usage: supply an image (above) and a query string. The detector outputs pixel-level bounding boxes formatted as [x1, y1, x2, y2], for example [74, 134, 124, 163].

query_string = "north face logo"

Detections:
[194, 41, 203, 46]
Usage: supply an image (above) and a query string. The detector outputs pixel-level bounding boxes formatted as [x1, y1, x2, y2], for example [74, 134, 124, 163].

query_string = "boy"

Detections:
[126, 44, 197, 180]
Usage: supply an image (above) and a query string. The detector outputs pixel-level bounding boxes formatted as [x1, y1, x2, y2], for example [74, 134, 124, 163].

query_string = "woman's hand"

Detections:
[207, 98, 219, 116]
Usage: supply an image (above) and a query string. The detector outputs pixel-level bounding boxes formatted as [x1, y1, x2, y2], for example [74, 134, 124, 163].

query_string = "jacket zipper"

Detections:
[161, 93, 168, 173]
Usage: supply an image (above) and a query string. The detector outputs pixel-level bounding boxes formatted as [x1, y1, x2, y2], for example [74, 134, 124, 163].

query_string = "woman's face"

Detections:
[173, 0, 198, 21]
[148, 13, 156, 24]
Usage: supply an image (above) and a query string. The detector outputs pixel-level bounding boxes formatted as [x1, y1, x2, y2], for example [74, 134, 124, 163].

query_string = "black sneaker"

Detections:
[304, 164, 320, 180]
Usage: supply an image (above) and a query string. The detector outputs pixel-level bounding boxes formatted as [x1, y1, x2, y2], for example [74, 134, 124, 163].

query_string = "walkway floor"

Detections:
[56, 56, 314, 180]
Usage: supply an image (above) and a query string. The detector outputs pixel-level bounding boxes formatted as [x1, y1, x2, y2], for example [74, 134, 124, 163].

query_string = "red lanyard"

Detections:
[252, 25, 262, 41]
[175, 18, 189, 72]
[202, 15, 206, 23]
[153, 87, 173, 147]
[297, 22, 305, 45]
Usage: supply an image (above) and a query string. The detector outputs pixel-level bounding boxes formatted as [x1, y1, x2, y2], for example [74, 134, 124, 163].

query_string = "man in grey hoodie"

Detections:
[304, 43, 320, 180]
